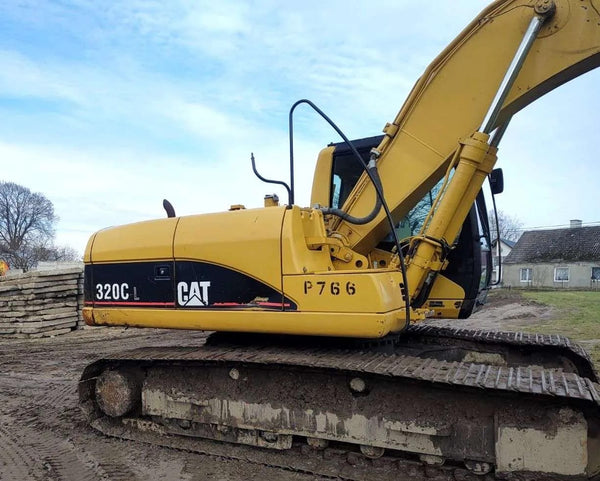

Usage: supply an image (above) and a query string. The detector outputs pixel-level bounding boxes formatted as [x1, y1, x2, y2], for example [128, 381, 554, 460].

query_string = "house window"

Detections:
[554, 267, 570, 282]
[592, 267, 600, 280]
[520, 268, 532, 282]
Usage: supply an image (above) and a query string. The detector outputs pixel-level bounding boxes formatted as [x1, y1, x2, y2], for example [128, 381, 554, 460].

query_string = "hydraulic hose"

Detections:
[319, 156, 383, 225]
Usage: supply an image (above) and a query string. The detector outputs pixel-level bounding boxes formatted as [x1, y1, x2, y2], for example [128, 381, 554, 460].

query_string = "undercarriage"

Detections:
[79, 325, 600, 481]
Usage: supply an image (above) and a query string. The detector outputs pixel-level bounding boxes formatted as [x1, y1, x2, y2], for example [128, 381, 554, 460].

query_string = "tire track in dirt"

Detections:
[0, 363, 144, 481]
[31, 433, 140, 481]
[77, 440, 145, 481]
[0, 423, 40, 481]
[41, 381, 77, 408]
[0, 415, 142, 481]
[28, 436, 99, 481]
[0, 327, 323, 481]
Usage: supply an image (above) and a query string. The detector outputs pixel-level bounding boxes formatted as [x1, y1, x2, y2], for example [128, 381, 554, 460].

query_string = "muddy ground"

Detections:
[0, 297, 581, 481]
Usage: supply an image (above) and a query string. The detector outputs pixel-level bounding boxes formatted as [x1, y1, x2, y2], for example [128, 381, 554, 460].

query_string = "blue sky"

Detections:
[1, 0, 599, 253]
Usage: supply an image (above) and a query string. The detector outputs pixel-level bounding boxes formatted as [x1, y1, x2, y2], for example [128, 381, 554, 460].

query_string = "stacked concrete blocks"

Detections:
[0, 267, 85, 338]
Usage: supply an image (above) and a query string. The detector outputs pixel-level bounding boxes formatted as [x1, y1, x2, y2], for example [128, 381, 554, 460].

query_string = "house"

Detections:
[491, 238, 516, 284]
[503, 220, 600, 288]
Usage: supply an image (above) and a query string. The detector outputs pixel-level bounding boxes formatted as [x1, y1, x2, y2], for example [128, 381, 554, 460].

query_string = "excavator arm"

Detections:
[315, 0, 600, 306]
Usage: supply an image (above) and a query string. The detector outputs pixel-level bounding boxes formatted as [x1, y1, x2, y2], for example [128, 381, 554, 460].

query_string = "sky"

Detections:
[0, 0, 599, 255]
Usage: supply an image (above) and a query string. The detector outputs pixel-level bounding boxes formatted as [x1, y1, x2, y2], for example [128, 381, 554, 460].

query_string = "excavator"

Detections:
[79, 1, 600, 479]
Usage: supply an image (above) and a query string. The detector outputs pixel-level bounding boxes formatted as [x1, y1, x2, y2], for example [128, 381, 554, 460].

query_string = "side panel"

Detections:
[90, 218, 178, 262]
[85, 261, 295, 310]
[86, 217, 179, 309]
[86, 206, 296, 315]
[173, 207, 286, 294]
[86, 262, 174, 308]
[174, 261, 295, 309]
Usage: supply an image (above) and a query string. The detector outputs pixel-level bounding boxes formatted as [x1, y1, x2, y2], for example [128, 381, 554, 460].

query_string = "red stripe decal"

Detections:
[86, 301, 290, 308]
[91, 301, 175, 307]
[211, 301, 291, 308]
[256, 302, 291, 307]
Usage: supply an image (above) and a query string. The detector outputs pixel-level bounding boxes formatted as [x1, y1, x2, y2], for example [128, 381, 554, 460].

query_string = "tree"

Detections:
[489, 209, 523, 242]
[46, 245, 80, 262]
[0, 181, 77, 271]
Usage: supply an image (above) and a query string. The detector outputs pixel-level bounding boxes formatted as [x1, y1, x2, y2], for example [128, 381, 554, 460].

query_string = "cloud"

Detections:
[0, 0, 599, 257]
[0, 50, 83, 103]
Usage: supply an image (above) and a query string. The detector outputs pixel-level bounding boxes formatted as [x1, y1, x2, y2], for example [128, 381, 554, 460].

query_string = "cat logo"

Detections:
[177, 281, 211, 307]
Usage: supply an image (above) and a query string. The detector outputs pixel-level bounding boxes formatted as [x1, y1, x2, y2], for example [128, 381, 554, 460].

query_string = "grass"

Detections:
[491, 289, 600, 367]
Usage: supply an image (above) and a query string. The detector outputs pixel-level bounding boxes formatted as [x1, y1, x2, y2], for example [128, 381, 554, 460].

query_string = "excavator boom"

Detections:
[330, 0, 600, 255]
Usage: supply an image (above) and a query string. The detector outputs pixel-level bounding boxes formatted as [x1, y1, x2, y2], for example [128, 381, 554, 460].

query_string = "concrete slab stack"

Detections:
[0, 267, 85, 337]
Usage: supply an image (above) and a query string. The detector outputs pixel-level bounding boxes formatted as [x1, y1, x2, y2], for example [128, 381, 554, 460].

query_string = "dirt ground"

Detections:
[0, 297, 579, 481]
[0, 327, 323, 481]
[429, 295, 557, 331]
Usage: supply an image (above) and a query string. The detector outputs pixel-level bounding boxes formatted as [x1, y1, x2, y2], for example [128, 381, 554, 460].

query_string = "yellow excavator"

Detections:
[80, 1, 600, 479]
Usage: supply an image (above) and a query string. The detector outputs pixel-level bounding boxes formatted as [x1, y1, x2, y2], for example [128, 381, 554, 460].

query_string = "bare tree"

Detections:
[489, 209, 523, 242]
[40, 244, 80, 262]
[0, 181, 63, 271]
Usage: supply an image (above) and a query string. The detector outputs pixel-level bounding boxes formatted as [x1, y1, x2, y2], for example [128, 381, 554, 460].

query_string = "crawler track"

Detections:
[80, 326, 600, 481]
[402, 324, 599, 380]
